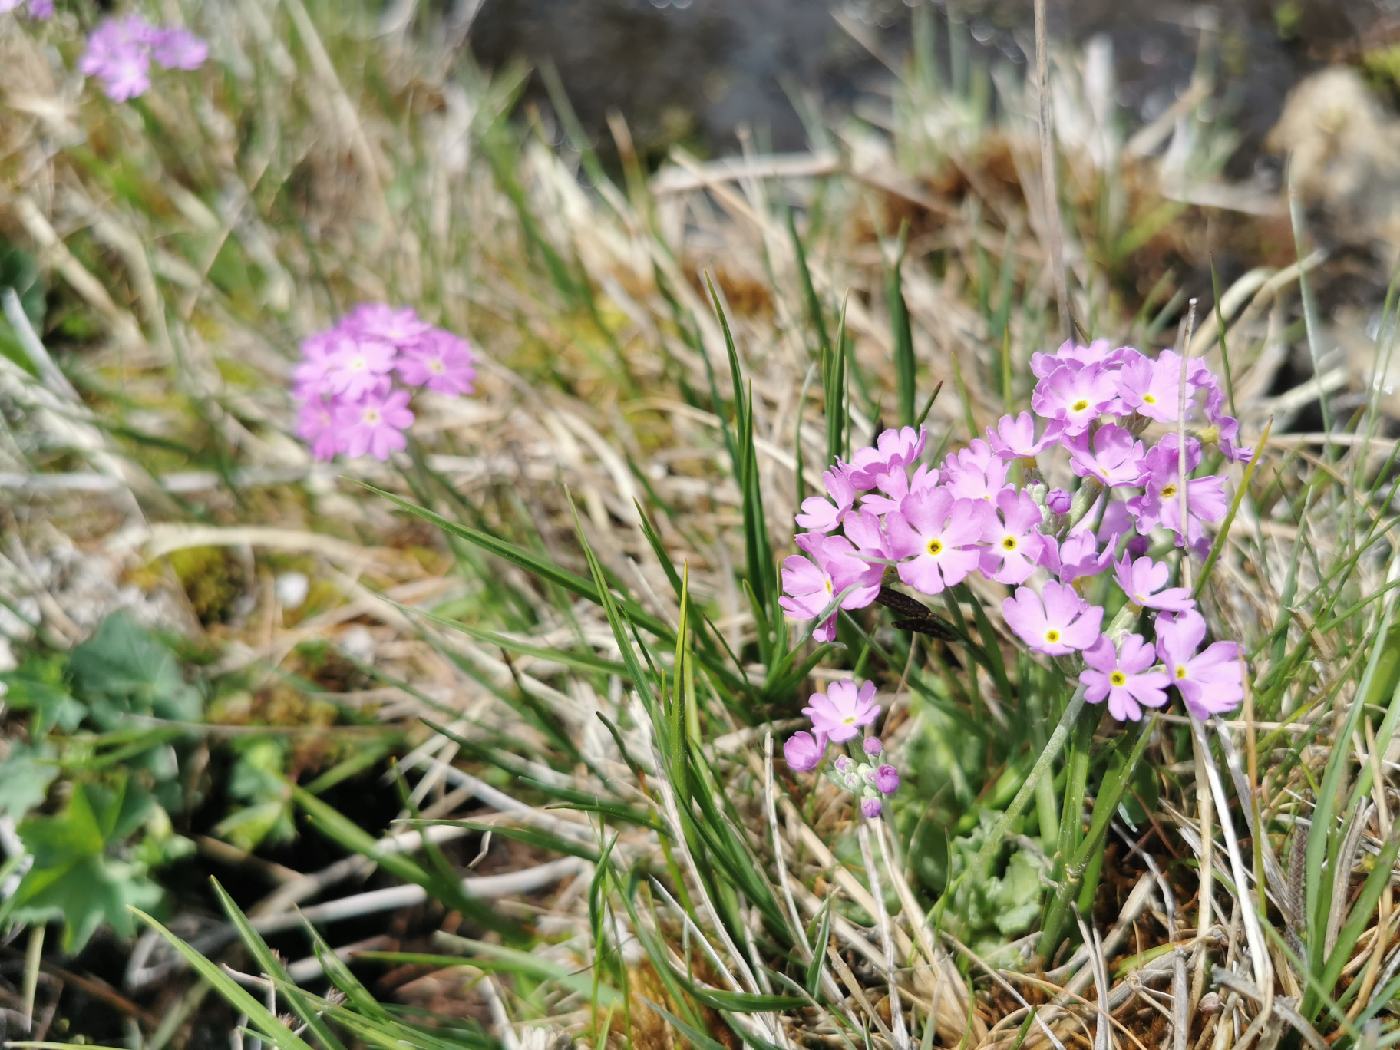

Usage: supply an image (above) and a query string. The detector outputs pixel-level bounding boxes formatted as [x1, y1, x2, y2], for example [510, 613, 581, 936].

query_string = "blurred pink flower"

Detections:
[397, 329, 477, 395]
[81, 15, 206, 101]
[783, 731, 826, 773]
[334, 388, 414, 461]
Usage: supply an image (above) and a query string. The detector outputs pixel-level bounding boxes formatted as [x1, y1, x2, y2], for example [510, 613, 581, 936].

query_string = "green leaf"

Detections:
[0, 740, 59, 821]
[0, 656, 84, 734]
[5, 781, 162, 952]
[131, 909, 318, 1050]
[290, 784, 518, 935]
[216, 739, 295, 850]
[210, 881, 348, 1050]
[67, 612, 202, 726]
[886, 227, 917, 427]
[0, 240, 46, 330]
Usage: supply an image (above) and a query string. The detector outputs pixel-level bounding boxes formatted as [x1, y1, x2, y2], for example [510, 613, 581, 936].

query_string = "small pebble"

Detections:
[276, 571, 310, 609]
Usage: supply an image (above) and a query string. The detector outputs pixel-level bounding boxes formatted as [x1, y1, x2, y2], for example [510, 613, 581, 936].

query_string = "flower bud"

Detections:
[783, 731, 825, 773]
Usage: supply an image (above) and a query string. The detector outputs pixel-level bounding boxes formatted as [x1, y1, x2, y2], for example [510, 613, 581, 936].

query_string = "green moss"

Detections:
[162, 546, 247, 626]
[1361, 44, 1400, 97]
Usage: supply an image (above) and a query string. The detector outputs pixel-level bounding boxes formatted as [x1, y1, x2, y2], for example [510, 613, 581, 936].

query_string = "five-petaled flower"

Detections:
[1114, 554, 1195, 612]
[1080, 633, 1171, 721]
[803, 680, 880, 743]
[1002, 581, 1104, 656]
[1155, 610, 1245, 719]
[886, 488, 992, 595]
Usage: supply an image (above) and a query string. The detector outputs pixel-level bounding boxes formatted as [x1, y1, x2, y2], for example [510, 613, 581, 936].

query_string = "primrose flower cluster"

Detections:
[293, 305, 477, 462]
[781, 340, 1251, 789]
[79, 15, 208, 101]
[784, 680, 901, 819]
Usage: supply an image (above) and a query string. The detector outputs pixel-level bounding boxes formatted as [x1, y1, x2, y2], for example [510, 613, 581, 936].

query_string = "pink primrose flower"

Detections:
[1155, 610, 1245, 719]
[1116, 350, 1192, 423]
[979, 488, 1047, 585]
[779, 534, 882, 642]
[342, 303, 431, 349]
[81, 15, 205, 100]
[986, 411, 1063, 460]
[1030, 338, 1115, 379]
[150, 27, 208, 70]
[886, 488, 992, 596]
[783, 731, 826, 773]
[1114, 554, 1195, 612]
[1038, 527, 1113, 584]
[1002, 580, 1104, 655]
[319, 337, 398, 401]
[1067, 424, 1147, 487]
[1031, 364, 1118, 436]
[795, 466, 859, 533]
[295, 399, 343, 462]
[860, 463, 939, 517]
[846, 426, 926, 489]
[333, 387, 414, 461]
[941, 439, 1009, 501]
[397, 328, 477, 395]
[802, 679, 879, 743]
[1080, 633, 1171, 721]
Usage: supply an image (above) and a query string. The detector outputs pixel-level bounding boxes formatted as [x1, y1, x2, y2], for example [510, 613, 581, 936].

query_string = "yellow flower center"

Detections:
[1071, 398, 1090, 413]
[1175, 665, 1188, 680]
[823, 578, 833, 594]
[1143, 393, 1157, 404]
[362, 408, 381, 424]
[925, 538, 944, 557]
[428, 358, 445, 373]
[1161, 483, 1178, 499]
[1045, 628, 1061, 643]
[1110, 671, 1127, 687]
[350, 356, 367, 371]
[1001, 536, 1017, 551]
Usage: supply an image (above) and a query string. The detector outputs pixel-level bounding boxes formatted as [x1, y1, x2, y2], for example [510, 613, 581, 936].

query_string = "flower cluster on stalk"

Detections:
[784, 680, 900, 819]
[292, 305, 476, 461]
[782, 341, 1252, 812]
[80, 15, 207, 101]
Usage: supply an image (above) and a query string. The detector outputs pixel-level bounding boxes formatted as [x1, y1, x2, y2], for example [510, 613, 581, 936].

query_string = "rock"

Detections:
[1267, 67, 1400, 259]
